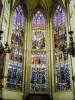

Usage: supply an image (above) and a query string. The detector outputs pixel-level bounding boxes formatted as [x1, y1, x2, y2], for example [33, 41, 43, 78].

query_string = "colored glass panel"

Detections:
[6, 5, 24, 90]
[32, 11, 45, 49]
[21, 14, 24, 27]
[30, 53, 46, 91]
[53, 5, 71, 90]
[13, 9, 17, 25]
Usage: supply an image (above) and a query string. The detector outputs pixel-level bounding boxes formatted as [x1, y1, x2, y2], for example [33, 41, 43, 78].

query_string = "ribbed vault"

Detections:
[13, 0, 65, 16]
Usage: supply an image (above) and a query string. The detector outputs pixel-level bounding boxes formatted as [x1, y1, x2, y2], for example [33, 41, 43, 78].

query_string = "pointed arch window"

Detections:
[53, 5, 71, 90]
[30, 11, 47, 91]
[32, 11, 45, 49]
[6, 5, 25, 90]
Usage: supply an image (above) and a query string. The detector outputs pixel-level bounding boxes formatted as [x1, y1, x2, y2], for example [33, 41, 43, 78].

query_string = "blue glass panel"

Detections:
[17, 11, 21, 26]
[30, 53, 46, 91]
[13, 9, 17, 25]
[21, 14, 24, 27]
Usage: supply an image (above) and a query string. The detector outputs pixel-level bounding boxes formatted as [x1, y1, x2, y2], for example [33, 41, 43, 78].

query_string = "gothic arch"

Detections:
[29, 5, 47, 21]
[12, 0, 28, 18]
[49, 0, 66, 18]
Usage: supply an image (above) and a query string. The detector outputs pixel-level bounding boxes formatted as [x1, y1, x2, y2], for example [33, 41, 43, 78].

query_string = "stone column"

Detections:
[0, 53, 5, 99]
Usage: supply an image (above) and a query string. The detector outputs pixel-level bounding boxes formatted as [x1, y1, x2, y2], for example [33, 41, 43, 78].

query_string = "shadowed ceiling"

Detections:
[21, 0, 64, 12]
[13, 0, 65, 16]
[23, 0, 55, 10]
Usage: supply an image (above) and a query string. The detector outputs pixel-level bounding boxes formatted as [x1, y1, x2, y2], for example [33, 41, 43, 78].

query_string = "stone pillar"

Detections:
[22, 17, 29, 98]
[0, 53, 5, 99]
[72, 74, 75, 100]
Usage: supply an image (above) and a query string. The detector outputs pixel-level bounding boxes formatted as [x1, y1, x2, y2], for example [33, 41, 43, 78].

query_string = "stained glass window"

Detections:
[30, 53, 46, 91]
[6, 5, 25, 90]
[30, 11, 46, 91]
[32, 11, 45, 50]
[53, 5, 71, 90]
